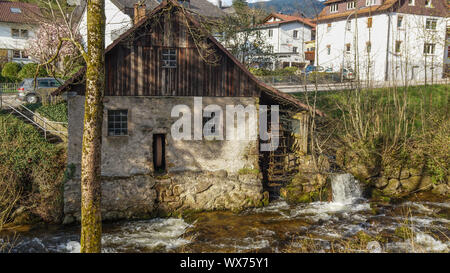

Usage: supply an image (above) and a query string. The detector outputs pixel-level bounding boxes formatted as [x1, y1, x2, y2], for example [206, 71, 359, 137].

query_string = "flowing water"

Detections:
[2, 174, 449, 253]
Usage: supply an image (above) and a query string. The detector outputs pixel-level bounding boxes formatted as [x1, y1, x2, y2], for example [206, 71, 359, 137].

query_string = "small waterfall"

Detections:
[331, 173, 363, 204]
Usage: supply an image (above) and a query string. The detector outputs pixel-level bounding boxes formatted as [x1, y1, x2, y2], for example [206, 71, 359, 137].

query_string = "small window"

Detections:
[395, 41, 402, 53]
[408, 0, 415, 5]
[268, 29, 273, 37]
[12, 50, 21, 58]
[21, 29, 28, 38]
[346, 20, 351, 31]
[10, 8, 21, 13]
[108, 110, 128, 136]
[366, 0, 376, 6]
[347, 1, 355, 9]
[345, 43, 351, 53]
[268, 45, 274, 53]
[293, 30, 298, 38]
[162, 48, 176, 68]
[153, 134, 166, 173]
[330, 4, 338, 13]
[327, 45, 331, 55]
[425, 18, 437, 30]
[11, 29, 20, 38]
[425, 0, 432, 7]
[367, 17, 373, 28]
[293, 46, 298, 53]
[424, 43, 435, 54]
[366, 41, 371, 53]
[397, 16, 403, 28]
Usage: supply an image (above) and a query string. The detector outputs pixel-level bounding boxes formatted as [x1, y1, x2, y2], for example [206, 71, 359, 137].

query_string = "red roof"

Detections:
[0, 1, 41, 24]
[262, 12, 316, 28]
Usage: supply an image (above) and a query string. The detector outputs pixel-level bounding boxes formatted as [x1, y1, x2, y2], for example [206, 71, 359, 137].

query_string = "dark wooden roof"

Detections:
[54, 0, 324, 116]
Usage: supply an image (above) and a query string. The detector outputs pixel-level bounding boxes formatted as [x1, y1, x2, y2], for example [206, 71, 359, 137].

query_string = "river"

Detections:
[2, 174, 449, 253]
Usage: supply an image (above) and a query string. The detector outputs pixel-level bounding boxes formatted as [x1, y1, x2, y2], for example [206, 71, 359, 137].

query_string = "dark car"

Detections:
[17, 77, 64, 104]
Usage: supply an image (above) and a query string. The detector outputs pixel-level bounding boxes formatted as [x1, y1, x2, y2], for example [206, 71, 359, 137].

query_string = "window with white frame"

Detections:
[330, 4, 338, 13]
[425, 0, 432, 7]
[366, 0, 376, 6]
[423, 43, 435, 55]
[293, 46, 298, 53]
[347, 1, 355, 9]
[408, 0, 415, 5]
[425, 18, 437, 30]
[268, 29, 273, 37]
[12, 50, 28, 59]
[346, 20, 351, 31]
[327, 45, 331, 55]
[162, 48, 176, 68]
[397, 16, 403, 28]
[293, 30, 298, 38]
[395, 41, 402, 53]
[11, 28, 28, 39]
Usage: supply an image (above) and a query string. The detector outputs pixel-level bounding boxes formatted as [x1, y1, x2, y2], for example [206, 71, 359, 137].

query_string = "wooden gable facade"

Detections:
[104, 1, 260, 97]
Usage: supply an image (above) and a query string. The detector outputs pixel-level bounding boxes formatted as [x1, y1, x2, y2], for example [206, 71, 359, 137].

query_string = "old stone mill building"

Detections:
[55, 0, 323, 223]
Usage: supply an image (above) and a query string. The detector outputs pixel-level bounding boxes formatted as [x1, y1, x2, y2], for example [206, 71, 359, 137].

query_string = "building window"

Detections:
[327, 23, 332, 32]
[269, 45, 274, 53]
[12, 50, 27, 59]
[366, 0, 376, 6]
[11, 28, 28, 39]
[425, 0, 432, 7]
[425, 18, 437, 30]
[345, 43, 351, 53]
[347, 1, 356, 9]
[397, 16, 403, 28]
[346, 20, 351, 31]
[366, 41, 371, 53]
[395, 41, 402, 53]
[408, 0, 415, 5]
[107, 110, 128, 136]
[293, 30, 298, 38]
[367, 17, 373, 28]
[423, 43, 435, 54]
[10, 7, 21, 13]
[268, 29, 273, 37]
[162, 48, 176, 68]
[293, 46, 298, 53]
[327, 45, 331, 55]
[330, 4, 338, 13]
[153, 134, 166, 173]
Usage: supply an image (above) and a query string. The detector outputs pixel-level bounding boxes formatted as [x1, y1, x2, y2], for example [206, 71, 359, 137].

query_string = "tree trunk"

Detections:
[80, 0, 105, 253]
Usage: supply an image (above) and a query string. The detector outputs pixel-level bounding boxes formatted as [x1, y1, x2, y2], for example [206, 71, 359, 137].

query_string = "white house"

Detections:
[315, 0, 448, 83]
[76, 0, 225, 48]
[257, 13, 316, 69]
[0, 1, 40, 64]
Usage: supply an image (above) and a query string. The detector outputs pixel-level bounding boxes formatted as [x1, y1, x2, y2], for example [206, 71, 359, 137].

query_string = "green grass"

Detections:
[292, 84, 449, 121]
[25, 102, 68, 123]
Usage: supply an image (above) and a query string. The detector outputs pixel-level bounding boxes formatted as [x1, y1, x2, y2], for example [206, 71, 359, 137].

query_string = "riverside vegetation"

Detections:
[293, 84, 449, 201]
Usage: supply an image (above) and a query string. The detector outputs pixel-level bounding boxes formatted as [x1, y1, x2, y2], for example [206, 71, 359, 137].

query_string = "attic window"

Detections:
[330, 4, 338, 13]
[10, 8, 21, 13]
[162, 48, 176, 68]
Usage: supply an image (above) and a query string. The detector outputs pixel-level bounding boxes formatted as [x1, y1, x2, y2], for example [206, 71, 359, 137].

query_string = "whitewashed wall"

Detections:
[78, 0, 133, 48]
[316, 12, 446, 82]
[0, 22, 35, 62]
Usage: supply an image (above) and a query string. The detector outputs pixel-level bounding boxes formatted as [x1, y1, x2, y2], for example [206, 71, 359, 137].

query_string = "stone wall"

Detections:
[64, 96, 264, 223]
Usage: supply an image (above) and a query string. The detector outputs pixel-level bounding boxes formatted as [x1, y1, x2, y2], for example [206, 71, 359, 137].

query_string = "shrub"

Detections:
[1, 62, 22, 82]
[17, 63, 47, 80]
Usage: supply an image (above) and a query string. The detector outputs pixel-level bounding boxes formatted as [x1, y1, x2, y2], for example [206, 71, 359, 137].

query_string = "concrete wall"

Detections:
[64, 95, 264, 223]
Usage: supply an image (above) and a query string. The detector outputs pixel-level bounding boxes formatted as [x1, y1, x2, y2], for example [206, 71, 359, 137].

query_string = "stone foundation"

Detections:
[63, 170, 264, 224]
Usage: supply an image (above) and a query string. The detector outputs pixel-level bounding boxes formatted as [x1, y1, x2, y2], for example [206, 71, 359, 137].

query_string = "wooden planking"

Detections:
[105, 10, 260, 98]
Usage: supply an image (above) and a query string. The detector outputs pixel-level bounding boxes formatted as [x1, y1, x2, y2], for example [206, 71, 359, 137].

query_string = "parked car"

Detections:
[17, 78, 64, 104]
[341, 68, 355, 81]
[304, 65, 324, 75]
